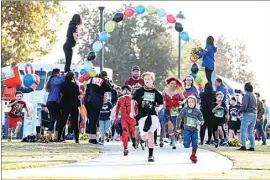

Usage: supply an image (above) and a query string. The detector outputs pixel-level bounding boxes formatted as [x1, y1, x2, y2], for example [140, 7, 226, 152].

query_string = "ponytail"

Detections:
[45, 68, 60, 92]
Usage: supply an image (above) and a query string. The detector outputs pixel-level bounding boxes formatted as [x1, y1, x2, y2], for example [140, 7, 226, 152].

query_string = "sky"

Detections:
[37, 1, 270, 102]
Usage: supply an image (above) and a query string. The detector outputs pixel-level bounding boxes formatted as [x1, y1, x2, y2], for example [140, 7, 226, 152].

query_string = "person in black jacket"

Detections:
[85, 71, 112, 144]
[199, 82, 215, 145]
[56, 72, 81, 143]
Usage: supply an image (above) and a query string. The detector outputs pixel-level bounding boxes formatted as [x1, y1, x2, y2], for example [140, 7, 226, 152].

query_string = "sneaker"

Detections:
[123, 149, 129, 156]
[132, 142, 137, 149]
[8, 136, 11, 142]
[214, 140, 219, 148]
[262, 142, 266, 145]
[89, 139, 101, 145]
[248, 148, 255, 151]
[155, 143, 158, 146]
[159, 142, 164, 148]
[205, 141, 211, 145]
[75, 140, 79, 144]
[172, 146, 177, 149]
[220, 140, 228, 146]
[148, 156, 155, 162]
[238, 146, 247, 151]
[169, 142, 173, 146]
[190, 155, 197, 163]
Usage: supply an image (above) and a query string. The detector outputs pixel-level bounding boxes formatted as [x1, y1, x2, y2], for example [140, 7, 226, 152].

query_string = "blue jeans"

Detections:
[164, 110, 178, 144]
[240, 113, 256, 148]
[99, 120, 111, 141]
[183, 129, 198, 152]
[255, 120, 266, 144]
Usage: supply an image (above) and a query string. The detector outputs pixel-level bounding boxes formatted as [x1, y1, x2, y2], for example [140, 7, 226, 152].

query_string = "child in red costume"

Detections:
[114, 85, 137, 156]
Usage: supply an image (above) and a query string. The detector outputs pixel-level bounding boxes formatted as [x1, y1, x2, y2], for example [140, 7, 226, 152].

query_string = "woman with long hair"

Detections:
[63, 14, 87, 72]
[56, 72, 81, 143]
[45, 68, 65, 142]
[85, 71, 112, 144]
[162, 76, 185, 149]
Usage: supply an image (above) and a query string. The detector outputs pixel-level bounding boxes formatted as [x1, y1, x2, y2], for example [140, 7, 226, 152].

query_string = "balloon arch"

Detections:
[80, 5, 206, 90]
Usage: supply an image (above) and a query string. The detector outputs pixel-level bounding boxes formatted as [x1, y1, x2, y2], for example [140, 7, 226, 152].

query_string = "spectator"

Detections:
[262, 99, 269, 131]
[254, 93, 266, 145]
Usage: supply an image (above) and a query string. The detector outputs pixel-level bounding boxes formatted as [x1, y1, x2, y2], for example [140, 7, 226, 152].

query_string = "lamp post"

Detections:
[98, 6, 105, 73]
[176, 11, 185, 79]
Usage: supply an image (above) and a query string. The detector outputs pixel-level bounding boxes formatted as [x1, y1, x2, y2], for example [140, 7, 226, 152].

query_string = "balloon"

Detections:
[33, 74, 40, 85]
[124, 8, 135, 17]
[146, 5, 156, 14]
[83, 81, 88, 87]
[190, 73, 196, 79]
[82, 72, 90, 81]
[191, 63, 199, 74]
[89, 70, 97, 77]
[112, 12, 124, 23]
[105, 21, 116, 32]
[166, 14, 176, 24]
[92, 41, 103, 52]
[99, 31, 109, 42]
[201, 80, 208, 86]
[198, 85, 203, 91]
[84, 61, 93, 72]
[87, 51, 96, 61]
[23, 74, 35, 88]
[24, 64, 34, 74]
[4, 66, 22, 87]
[195, 75, 203, 84]
[156, 8, 166, 17]
[79, 76, 84, 83]
[181, 32, 190, 42]
[175, 22, 183, 32]
[135, 5, 145, 15]
[80, 69, 87, 75]
[190, 58, 198, 64]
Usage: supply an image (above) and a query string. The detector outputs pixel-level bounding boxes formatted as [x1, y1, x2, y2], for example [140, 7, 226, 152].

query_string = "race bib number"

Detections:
[186, 117, 197, 127]
[92, 77, 104, 87]
[231, 116, 237, 121]
[170, 108, 179, 116]
[215, 109, 224, 118]
[143, 92, 155, 102]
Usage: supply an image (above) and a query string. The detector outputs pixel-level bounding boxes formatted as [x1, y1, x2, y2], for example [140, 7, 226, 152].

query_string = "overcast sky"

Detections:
[37, 1, 270, 102]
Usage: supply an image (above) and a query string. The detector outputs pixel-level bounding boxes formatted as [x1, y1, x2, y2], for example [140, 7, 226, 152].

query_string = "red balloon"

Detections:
[166, 14, 176, 24]
[82, 72, 90, 81]
[190, 58, 198, 64]
[124, 8, 135, 17]
[79, 76, 84, 83]
[198, 85, 203, 91]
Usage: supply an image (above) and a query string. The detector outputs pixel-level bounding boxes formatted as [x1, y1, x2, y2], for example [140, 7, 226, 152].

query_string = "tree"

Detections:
[1, 1, 65, 66]
[77, 3, 178, 90]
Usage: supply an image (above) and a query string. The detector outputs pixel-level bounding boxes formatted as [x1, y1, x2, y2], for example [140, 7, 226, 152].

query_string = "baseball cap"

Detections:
[131, 65, 140, 71]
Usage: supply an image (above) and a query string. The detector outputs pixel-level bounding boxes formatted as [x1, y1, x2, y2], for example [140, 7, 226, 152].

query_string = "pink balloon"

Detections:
[124, 8, 135, 17]
[79, 76, 84, 83]
[166, 14, 176, 24]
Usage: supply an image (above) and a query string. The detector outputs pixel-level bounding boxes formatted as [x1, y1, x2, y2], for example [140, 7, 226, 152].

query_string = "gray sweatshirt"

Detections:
[238, 92, 257, 115]
[177, 106, 204, 131]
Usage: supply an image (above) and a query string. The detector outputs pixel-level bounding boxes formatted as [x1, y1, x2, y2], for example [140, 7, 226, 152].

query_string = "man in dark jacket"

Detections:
[255, 92, 266, 145]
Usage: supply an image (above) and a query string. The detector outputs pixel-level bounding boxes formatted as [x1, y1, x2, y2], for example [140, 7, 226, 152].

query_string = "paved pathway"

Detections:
[2, 142, 233, 179]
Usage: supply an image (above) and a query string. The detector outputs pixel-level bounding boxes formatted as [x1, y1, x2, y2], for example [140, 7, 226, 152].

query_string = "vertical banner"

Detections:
[23, 102, 37, 137]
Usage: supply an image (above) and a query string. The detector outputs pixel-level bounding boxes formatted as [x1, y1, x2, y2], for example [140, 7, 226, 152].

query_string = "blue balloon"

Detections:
[99, 31, 109, 42]
[23, 74, 35, 88]
[92, 41, 102, 52]
[156, 8, 166, 17]
[135, 5, 145, 15]
[84, 61, 93, 72]
[80, 69, 87, 75]
[180, 32, 190, 42]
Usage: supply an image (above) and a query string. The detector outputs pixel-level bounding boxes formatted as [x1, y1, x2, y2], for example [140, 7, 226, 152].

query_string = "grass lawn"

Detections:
[2, 140, 100, 171]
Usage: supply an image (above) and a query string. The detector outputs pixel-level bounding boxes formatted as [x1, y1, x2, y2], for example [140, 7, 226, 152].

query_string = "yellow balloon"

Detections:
[146, 5, 156, 14]
[201, 80, 208, 86]
[89, 70, 97, 78]
[105, 21, 116, 32]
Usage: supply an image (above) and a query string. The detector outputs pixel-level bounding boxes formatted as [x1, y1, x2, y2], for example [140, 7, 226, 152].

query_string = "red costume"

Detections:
[114, 95, 136, 149]
[164, 93, 181, 110]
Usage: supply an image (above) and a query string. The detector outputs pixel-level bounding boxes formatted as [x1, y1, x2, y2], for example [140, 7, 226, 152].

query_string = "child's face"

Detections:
[15, 94, 23, 100]
[230, 99, 236, 105]
[216, 95, 224, 103]
[104, 93, 108, 101]
[187, 98, 196, 108]
[122, 89, 131, 95]
[144, 75, 154, 88]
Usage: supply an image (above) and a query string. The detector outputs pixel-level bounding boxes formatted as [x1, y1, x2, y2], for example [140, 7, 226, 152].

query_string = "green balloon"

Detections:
[195, 75, 203, 85]
[146, 5, 156, 14]
[105, 21, 116, 32]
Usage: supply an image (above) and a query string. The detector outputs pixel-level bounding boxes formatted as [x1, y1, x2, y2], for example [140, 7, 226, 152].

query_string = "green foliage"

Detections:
[77, 3, 178, 90]
[1, 1, 66, 66]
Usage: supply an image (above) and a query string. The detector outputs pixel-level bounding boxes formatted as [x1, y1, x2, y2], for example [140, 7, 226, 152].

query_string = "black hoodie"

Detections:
[200, 82, 215, 112]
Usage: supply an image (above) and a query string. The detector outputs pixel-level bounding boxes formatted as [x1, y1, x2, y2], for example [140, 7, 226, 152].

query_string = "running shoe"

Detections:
[148, 156, 155, 162]
[123, 149, 129, 156]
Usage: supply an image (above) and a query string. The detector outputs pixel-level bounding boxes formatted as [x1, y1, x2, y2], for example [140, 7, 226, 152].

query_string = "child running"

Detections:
[114, 85, 137, 156]
[130, 72, 163, 162]
[7, 91, 30, 141]
[178, 95, 204, 163]
[212, 91, 228, 147]
[99, 93, 113, 144]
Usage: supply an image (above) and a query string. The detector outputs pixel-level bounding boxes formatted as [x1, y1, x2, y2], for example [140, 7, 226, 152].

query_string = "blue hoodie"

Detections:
[47, 75, 65, 103]
[196, 45, 217, 71]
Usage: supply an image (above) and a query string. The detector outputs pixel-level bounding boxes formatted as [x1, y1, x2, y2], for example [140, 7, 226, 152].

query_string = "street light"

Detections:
[98, 6, 105, 73]
[176, 11, 185, 79]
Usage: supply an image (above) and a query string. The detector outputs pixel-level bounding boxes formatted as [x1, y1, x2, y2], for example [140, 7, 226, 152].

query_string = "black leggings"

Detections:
[86, 105, 101, 136]
[46, 101, 61, 132]
[200, 110, 213, 143]
[154, 130, 157, 144]
[57, 106, 80, 141]
[63, 43, 73, 72]
[205, 67, 213, 83]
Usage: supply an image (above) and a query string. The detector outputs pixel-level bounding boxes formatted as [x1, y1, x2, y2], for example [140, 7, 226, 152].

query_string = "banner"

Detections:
[23, 102, 37, 137]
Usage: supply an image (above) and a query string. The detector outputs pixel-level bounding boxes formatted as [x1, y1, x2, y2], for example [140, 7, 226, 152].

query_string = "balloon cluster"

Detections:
[23, 64, 39, 88]
[190, 47, 201, 63]
[79, 61, 97, 84]
[88, 5, 190, 58]
[189, 62, 207, 91]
